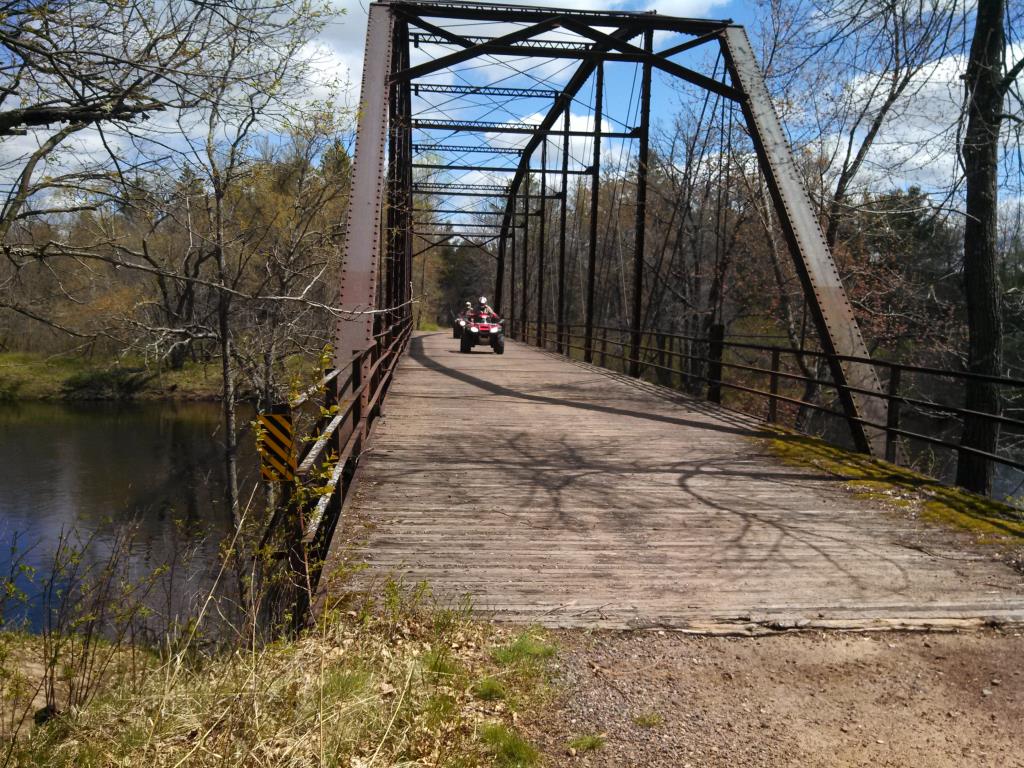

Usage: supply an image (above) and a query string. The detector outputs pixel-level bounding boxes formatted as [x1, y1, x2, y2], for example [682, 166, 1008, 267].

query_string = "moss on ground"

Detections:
[765, 428, 1024, 543]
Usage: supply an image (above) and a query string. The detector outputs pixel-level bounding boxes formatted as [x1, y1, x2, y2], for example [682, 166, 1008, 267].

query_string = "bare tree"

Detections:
[956, 0, 1024, 493]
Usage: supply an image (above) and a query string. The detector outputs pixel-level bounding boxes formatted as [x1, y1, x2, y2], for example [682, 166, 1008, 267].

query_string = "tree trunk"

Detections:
[956, 0, 1005, 495]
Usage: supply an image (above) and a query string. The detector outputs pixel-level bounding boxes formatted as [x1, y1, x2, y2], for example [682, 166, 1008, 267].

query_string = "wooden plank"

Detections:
[323, 332, 1024, 630]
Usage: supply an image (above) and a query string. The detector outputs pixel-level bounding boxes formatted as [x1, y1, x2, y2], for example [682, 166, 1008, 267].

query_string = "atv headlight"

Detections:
[469, 326, 479, 333]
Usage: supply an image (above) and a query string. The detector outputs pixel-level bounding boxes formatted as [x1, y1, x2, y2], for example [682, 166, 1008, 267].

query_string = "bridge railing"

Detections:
[520, 321, 1024, 488]
[257, 315, 412, 625]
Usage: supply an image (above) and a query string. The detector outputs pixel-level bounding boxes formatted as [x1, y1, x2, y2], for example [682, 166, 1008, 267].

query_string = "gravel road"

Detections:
[522, 629, 1024, 767]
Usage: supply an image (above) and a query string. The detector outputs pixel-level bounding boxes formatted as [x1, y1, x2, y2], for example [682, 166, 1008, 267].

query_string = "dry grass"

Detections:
[3, 588, 554, 768]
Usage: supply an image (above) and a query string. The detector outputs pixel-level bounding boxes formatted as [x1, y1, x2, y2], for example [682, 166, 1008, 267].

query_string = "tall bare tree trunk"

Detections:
[957, 0, 1006, 494]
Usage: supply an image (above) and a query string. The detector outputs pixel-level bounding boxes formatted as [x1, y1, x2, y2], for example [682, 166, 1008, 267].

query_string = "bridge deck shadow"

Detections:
[324, 332, 1024, 631]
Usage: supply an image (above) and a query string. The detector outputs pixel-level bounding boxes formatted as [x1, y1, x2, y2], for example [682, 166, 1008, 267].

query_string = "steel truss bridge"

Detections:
[263, 1, 1024, 631]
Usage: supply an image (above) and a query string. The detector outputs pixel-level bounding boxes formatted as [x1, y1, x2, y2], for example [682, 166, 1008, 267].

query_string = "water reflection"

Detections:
[0, 401, 256, 631]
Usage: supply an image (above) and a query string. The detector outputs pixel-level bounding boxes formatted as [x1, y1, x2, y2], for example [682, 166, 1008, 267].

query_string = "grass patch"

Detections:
[491, 630, 556, 666]
[0, 352, 226, 400]
[766, 428, 1024, 542]
[632, 711, 664, 727]
[5, 587, 554, 766]
[568, 733, 606, 753]
[472, 676, 506, 701]
[479, 722, 540, 767]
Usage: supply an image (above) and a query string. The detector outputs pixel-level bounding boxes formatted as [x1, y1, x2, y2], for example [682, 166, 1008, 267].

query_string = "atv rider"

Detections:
[474, 296, 498, 322]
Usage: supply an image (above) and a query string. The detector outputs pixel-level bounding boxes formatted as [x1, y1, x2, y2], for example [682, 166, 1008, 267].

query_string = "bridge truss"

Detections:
[335, 0, 888, 454]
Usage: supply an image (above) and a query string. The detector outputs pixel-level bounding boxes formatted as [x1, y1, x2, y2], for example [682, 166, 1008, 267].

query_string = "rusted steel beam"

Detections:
[412, 84, 558, 98]
[334, 4, 394, 444]
[413, 119, 638, 137]
[413, 143, 523, 155]
[583, 61, 603, 364]
[412, 162, 591, 174]
[720, 26, 886, 454]
[393, 17, 562, 81]
[536, 138, 546, 348]
[556, 107, 569, 354]
[390, 1, 731, 34]
[629, 30, 653, 378]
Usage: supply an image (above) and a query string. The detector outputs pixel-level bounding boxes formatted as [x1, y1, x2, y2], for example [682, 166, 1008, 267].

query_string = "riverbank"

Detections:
[0, 352, 225, 401]
[2, 597, 555, 767]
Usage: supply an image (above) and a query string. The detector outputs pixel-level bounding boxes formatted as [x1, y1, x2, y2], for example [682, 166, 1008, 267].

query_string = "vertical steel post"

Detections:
[520, 174, 530, 341]
[584, 63, 603, 364]
[333, 4, 393, 443]
[629, 30, 653, 378]
[557, 108, 570, 354]
[707, 324, 724, 404]
[885, 367, 902, 464]
[496, 230, 506, 315]
[768, 348, 780, 423]
[536, 140, 547, 347]
[509, 201, 516, 334]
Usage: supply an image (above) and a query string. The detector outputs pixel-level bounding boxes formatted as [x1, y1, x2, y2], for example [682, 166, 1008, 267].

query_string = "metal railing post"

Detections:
[707, 324, 725, 404]
[768, 348, 780, 423]
[885, 367, 902, 464]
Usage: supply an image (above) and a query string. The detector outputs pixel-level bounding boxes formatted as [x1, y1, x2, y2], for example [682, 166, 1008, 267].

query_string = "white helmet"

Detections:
[479, 296, 488, 304]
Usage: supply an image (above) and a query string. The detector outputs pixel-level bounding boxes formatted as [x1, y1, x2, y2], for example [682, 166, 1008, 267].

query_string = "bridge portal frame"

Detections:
[335, 0, 887, 455]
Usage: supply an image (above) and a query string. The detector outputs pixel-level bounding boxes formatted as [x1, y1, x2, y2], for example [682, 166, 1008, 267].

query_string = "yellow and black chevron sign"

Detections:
[257, 410, 297, 483]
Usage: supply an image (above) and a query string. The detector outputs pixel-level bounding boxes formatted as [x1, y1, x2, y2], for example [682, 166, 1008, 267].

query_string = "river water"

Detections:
[0, 401, 256, 631]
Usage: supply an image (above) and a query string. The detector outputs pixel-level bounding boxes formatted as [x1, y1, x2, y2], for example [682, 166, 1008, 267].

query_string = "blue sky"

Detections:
[305, 2, 1021, 212]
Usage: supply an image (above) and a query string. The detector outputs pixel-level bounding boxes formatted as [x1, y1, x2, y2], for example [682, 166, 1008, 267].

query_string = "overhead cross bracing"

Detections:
[336, 0, 890, 457]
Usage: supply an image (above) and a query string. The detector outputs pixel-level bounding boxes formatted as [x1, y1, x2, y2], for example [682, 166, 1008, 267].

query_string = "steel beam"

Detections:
[412, 33, 592, 50]
[412, 83, 559, 98]
[629, 30, 653, 378]
[412, 162, 591, 174]
[334, 3, 393, 439]
[583, 61, 603, 364]
[414, 221, 510, 228]
[536, 139, 546, 347]
[393, 17, 562, 81]
[557, 107, 569, 354]
[413, 119, 638, 137]
[520, 175, 529, 339]
[720, 26, 886, 454]
[560, 19, 740, 102]
[415, 182, 509, 192]
[413, 143, 523, 155]
[390, 2, 732, 35]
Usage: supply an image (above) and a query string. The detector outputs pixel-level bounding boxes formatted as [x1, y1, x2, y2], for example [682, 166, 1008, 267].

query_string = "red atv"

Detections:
[459, 313, 505, 354]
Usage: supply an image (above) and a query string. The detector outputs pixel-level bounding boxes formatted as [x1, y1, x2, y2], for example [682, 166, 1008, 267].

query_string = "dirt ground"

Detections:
[523, 629, 1024, 767]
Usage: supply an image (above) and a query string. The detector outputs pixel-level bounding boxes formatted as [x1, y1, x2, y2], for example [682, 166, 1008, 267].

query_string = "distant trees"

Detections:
[0, 0, 348, 559]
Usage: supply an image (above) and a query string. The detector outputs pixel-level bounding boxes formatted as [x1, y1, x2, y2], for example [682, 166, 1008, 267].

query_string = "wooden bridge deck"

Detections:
[329, 332, 1024, 631]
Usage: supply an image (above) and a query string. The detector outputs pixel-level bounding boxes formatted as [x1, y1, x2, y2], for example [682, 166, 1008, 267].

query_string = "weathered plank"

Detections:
[324, 332, 1024, 630]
